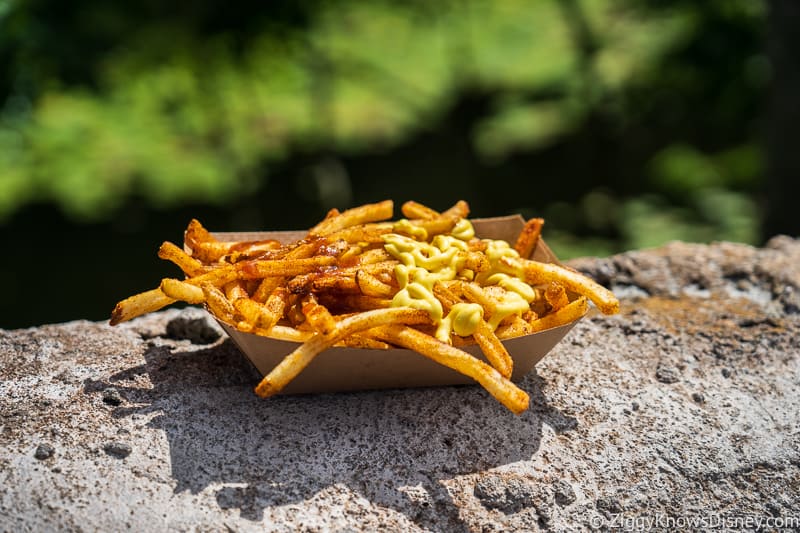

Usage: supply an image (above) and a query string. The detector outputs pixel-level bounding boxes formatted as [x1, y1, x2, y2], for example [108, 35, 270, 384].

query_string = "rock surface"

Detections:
[2, 238, 799, 532]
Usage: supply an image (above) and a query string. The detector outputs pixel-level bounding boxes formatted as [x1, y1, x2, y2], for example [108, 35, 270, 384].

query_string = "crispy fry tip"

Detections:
[109, 306, 123, 326]
[254, 380, 276, 398]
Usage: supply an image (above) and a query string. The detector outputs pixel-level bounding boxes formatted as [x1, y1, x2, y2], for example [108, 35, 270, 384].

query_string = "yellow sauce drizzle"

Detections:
[392, 219, 428, 240]
[435, 302, 483, 342]
[384, 218, 540, 339]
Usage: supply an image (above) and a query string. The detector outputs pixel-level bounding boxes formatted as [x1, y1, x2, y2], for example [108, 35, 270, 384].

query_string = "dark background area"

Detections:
[1, 0, 798, 328]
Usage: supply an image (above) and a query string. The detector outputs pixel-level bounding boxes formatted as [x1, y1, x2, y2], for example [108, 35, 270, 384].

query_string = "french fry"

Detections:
[513, 217, 544, 259]
[223, 240, 284, 263]
[110, 288, 175, 325]
[224, 280, 249, 300]
[184, 219, 232, 263]
[327, 223, 393, 244]
[289, 260, 398, 294]
[372, 325, 528, 414]
[336, 333, 392, 350]
[454, 280, 496, 317]
[261, 287, 290, 330]
[160, 278, 205, 304]
[396, 215, 460, 238]
[356, 269, 397, 298]
[229, 284, 281, 332]
[528, 296, 589, 332]
[253, 324, 314, 342]
[201, 283, 236, 324]
[308, 200, 394, 236]
[308, 272, 361, 294]
[254, 307, 430, 397]
[495, 315, 535, 340]
[458, 251, 490, 274]
[401, 201, 441, 220]
[184, 264, 239, 288]
[346, 248, 393, 266]
[473, 319, 514, 379]
[501, 256, 619, 315]
[442, 200, 470, 219]
[301, 294, 337, 335]
[237, 256, 338, 279]
[544, 282, 569, 312]
[400, 199, 469, 221]
[250, 239, 324, 302]
[158, 241, 206, 276]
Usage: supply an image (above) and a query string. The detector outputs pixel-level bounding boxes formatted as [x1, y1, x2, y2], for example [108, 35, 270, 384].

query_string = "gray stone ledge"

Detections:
[2, 238, 799, 532]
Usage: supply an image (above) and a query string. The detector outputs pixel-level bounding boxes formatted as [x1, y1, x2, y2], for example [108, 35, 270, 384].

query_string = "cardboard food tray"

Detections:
[212, 215, 584, 394]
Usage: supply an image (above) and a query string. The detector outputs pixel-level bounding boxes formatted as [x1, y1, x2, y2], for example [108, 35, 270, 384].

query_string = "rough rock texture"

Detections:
[2, 238, 799, 532]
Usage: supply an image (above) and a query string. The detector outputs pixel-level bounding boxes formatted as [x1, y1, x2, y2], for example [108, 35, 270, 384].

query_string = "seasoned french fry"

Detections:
[544, 282, 569, 312]
[441, 200, 470, 219]
[513, 217, 544, 259]
[495, 315, 535, 340]
[237, 256, 338, 279]
[201, 283, 236, 324]
[110, 288, 175, 325]
[306, 273, 360, 294]
[327, 223, 393, 244]
[458, 251, 490, 274]
[356, 269, 397, 297]
[224, 280, 249, 300]
[473, 319, 514, 379]
[345, 247, 393, 266]
[301, 294, 337, 335]
[260, 287, 290, 330]
[223, 240, 284, 263]
[528, 296, 589, 332]
[160, 278, 205, 304]
[454, 280, 496, 316]
[401, 201, 441, 220]
[184, 219, 232, 263]
[184, 264, 239, 288]
[231, 293, 280, 333]
[432, 282, 460, 310]
[289, 260, 398, 294]
[251, 240, 323, 302]
[336, 333, 392, 349]
[253, 324, 314, 342]
[372, 325, 528, 414]
[158, 241, 206, 276]
[394, 215, 460, 239]
[501, 256, 619, 315]
[400, 199, 469, 221]
[254, 308, 430, 397]
[308, 200, 394, 236]
[184, 218, 216, 252]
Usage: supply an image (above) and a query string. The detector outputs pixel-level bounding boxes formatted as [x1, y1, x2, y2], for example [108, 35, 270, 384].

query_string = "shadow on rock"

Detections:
[86, 335, 576, 531]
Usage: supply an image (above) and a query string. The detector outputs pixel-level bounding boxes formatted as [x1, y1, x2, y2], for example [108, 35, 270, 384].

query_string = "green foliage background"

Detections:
[0, 0, 775, 326]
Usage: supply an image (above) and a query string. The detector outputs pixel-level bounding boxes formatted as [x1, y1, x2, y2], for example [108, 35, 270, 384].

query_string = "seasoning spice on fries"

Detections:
[110, 199, 619, 413]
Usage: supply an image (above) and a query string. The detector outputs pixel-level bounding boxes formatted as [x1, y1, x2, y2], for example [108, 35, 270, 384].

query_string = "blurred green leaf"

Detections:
[0, 0, 768, 253]
[649, 144, 721, 195]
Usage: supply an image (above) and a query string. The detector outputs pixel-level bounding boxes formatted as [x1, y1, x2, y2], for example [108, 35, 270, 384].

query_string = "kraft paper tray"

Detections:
[210, 215, 584, 394]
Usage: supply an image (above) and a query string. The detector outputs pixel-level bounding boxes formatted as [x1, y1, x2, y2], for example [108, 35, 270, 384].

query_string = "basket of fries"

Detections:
[111, 200, 618, 413]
